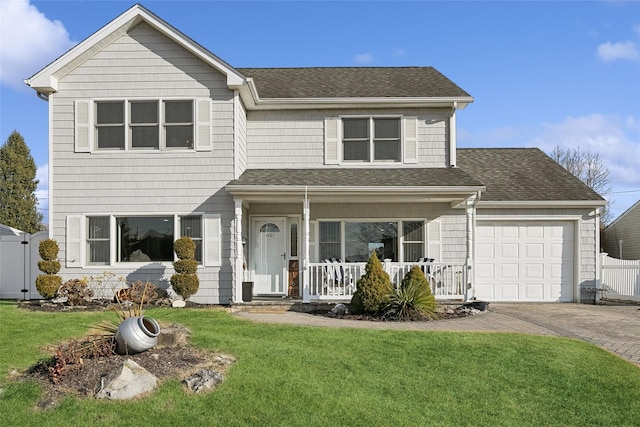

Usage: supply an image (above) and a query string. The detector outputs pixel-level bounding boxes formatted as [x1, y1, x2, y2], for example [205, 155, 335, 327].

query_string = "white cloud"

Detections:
[596, 40, 639, 62]
[354, 53, 374, 64]
[0, 0, 74, 89]
[530, 114, 640, 188]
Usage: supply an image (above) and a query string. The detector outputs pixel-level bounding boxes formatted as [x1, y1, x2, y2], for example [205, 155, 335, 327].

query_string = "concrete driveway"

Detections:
[234, 302, 640, 366]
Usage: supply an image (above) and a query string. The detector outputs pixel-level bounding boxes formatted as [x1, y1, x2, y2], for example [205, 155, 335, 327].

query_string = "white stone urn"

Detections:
[115, 315, 160, 355]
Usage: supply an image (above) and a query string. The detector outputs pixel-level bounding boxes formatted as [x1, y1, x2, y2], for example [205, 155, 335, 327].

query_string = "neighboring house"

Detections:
[602, 200, 640, 260]
[25, 4, 605, 304]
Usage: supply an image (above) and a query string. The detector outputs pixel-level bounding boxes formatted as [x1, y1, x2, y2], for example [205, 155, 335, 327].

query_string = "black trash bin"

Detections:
[242, 282, 253, 302]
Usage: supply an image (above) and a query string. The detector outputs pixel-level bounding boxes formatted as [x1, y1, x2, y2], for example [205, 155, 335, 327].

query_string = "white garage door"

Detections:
[475, 221, 574, 302]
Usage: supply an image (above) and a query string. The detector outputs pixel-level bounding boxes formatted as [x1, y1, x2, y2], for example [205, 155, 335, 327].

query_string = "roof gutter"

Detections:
[241, 96, 474, 111]
[477, 200, 607, 209]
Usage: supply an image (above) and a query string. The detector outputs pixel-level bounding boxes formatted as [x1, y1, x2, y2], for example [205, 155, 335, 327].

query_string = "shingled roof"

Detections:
[228, 167, 483, 188]
[457, 148, 605, 202]
[236, 67, 471, 99]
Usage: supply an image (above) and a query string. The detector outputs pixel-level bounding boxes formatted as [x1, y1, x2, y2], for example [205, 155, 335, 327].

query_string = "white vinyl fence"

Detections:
[0, 230, 48, 300]
[600, 253, 640, 302]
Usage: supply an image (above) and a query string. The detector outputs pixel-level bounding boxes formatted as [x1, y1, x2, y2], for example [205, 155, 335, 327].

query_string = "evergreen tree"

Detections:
[0, 131, 43, 232]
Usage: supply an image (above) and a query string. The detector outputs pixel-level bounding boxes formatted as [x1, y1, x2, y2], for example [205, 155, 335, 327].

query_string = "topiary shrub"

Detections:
[170, 274, 200, 301]
[383, 266, 437, 320]
[351, 251, 394, 315]
[173, 236, 196, 260]
[36, 239, 62, 299]
[35, 275, 63, 299]
[39, 239, 59, 261]
[57, 278, 93, 306]
[171, 236, 199, 301]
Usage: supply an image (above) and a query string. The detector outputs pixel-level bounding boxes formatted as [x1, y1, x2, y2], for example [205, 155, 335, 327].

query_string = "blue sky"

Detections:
[1, 0, 639, 225]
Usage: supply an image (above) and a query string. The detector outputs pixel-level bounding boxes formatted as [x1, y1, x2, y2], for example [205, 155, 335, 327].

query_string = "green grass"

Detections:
[1, 300, 639, 426]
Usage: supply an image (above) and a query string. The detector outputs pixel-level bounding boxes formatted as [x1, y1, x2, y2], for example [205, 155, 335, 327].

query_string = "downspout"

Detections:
[449, 102, 457, 167]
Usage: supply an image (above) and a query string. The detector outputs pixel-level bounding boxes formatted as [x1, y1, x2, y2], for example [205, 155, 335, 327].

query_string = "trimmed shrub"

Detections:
[170, 274, 200, 300]
[39, 239, 59, 262]
[173, 236, 196, 260]
[37, 260, 61, 275]
[57, 278, 94, 306]
[36, 275, 63, 299]
[36, 238, 62, 299]
[351, 251, 394, 315]
[174, 259, 198, 274]
[171, 236, 199, 300]
[383, 266, 437, 320]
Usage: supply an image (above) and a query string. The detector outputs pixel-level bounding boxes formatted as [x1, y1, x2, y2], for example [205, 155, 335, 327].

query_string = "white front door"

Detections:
[252, 218, 287, 295]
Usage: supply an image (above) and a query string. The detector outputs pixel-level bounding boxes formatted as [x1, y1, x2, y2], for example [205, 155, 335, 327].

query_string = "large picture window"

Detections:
[342, 117, 401, 162]
[84, 215, 206, 264]
[318, 220, 424, 262]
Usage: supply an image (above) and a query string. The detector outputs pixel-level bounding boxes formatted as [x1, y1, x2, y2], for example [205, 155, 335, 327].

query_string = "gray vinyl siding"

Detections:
[475, 208, 599, 289]
[49, 22, 236, 304]
[602, 203, 640, 259]
[246, 108, 450, 168]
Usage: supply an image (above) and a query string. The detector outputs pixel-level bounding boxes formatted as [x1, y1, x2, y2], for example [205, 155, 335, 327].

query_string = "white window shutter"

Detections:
[195, 98, 212, 151]
[203, 214, 221, 266]
[324, 117, 340, 164]
[427, 218, 441, 261]
[403, 116, 418, 164]
[74, 100, 91, 152]
[66, 215, 83, 267]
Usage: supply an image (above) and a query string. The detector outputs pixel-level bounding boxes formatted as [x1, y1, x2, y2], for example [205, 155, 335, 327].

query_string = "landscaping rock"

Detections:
[156, 323, 191, 348]
[172, 299, 186, 308]
[183, 369, 224, 394]
[95, 359, 157, 400]
[330, 303, 349, 316]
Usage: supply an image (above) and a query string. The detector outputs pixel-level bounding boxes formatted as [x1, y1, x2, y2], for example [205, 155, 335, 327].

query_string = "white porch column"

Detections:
[233, 199, 244, 303]
[302, 197, 311, 302]
[465, 196, 475, 301]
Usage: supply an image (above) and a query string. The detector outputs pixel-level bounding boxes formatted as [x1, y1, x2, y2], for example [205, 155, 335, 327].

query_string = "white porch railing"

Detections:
[601, 254, 640, 302]
[306, 261, 468, 301]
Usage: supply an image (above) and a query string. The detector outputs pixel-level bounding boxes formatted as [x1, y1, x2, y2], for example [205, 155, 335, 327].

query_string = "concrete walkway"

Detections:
[234, 302, 640, 366]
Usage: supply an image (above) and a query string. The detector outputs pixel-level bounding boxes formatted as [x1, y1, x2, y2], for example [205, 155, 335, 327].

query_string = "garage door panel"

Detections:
[477, 243, 495, 259]
[526, 243, 544, 258]
[476, 221, 574, 302]
[501, 264, 519, 278]
[525, 284, 544, 299]
[501, 243, 519, 258]
[525, 264, 544, 279]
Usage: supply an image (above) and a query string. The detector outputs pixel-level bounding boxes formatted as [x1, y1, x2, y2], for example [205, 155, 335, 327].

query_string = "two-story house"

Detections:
[26, 4, 605, 305]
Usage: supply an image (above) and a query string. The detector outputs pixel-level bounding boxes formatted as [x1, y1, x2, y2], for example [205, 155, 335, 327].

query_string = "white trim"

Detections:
[246, 97, 473, 111]
[449, 103, 457, 167]
[25, 4, 245, 93]
[477, 201, 606, 208]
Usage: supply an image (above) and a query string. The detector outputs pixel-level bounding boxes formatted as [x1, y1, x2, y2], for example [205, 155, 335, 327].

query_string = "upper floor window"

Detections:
[75, 97, 211, 153]
[324, 116, 416, 165]
[343, 117, 401, 162]
[95, 100, 194, 151]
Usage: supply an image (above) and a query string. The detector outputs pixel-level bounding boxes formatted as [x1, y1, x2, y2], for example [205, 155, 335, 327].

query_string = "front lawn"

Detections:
[1, 301, 639, 426]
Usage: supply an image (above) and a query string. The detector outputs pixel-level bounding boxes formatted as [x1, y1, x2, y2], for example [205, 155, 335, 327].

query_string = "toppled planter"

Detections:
[115, 316, 160, 355]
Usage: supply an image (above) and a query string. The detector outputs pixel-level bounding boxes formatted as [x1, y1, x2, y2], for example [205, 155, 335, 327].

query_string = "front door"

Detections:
[252, 218, 286, 295]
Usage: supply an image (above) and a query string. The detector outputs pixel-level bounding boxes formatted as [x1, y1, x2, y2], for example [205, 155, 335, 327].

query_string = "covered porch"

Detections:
[226, 168, 484, 304]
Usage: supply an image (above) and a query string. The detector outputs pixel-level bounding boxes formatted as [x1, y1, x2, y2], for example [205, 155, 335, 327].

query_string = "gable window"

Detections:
[130, 101, 159, 149]
[96, 101, 125, 150]
[342, 117, 401, 162]
[92, 99, 195, 151]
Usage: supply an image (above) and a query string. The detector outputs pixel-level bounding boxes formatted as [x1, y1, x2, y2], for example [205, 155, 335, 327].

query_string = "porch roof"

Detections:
[226, 167, 485, 203]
